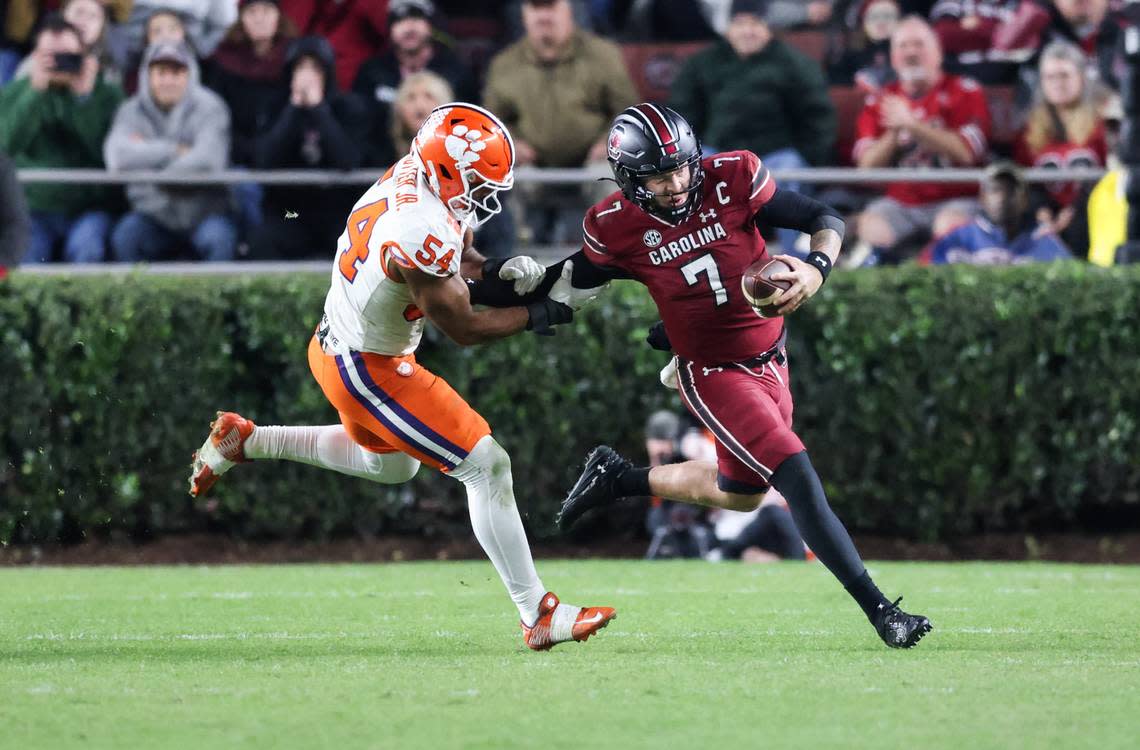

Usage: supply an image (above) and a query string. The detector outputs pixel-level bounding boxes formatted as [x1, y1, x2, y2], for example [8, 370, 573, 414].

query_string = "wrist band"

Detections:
[805, 251, 832, 283]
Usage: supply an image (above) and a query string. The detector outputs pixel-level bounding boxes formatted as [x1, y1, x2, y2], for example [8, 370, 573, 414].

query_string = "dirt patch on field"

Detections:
[3, 532, 1140, 566]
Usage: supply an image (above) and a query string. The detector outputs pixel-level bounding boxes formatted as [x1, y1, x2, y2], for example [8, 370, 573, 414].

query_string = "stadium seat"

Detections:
[781, 29, 829, 63]
[829, 85, 867, 166]
[620, 42, 709, 103]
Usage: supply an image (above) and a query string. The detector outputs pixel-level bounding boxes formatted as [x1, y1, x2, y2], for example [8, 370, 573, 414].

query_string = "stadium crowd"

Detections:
[0, 0, 1134, 269]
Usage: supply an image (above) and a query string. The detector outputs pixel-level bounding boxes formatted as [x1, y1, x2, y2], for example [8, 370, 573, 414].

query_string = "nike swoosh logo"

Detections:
[579, 612, 606, 626]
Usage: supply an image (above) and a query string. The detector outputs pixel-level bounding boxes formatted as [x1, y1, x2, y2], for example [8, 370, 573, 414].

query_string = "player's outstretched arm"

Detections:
[400, 264, 572, 345]
[467, 250, 627, 308]
[458, 231, 547, 294]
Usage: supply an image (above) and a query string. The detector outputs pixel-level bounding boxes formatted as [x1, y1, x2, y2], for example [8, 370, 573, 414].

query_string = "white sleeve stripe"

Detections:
[583, 224, 608, 253]
[749, 171, 771, 199]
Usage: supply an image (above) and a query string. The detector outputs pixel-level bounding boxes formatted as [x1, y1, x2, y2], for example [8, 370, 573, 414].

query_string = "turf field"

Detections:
[1, 560, 1137, 750]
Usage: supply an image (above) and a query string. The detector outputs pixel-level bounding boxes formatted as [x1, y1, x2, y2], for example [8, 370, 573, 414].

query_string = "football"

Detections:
[741, 258, 794, 317]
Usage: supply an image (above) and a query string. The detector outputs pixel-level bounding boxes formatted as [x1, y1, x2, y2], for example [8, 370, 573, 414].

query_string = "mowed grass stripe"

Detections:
[0, 561, 1136, 750]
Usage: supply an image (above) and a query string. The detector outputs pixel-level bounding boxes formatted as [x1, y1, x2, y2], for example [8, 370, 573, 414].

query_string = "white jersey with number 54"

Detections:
[321, 154, 466, 356]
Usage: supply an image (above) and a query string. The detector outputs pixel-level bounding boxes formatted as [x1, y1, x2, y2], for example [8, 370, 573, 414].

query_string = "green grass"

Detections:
[1, 561, 1137, 750]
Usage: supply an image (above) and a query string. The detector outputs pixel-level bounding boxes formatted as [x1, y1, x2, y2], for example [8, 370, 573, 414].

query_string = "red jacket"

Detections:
[279, 0, 390, 90]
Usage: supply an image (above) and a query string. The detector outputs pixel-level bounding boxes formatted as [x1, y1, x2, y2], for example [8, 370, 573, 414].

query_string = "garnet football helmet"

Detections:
[606, 103, 704, 223]
[413, 102, 514, 228]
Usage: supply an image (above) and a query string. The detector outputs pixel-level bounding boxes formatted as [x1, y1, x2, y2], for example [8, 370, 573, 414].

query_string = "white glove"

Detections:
[498, 255, 546, 295]
[549, 260, 608, 310]
[659, 357, 679, 390]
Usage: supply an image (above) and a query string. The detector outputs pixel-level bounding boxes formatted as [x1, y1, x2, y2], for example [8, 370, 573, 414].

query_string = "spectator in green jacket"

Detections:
[670, 0, 836, 253]
[483, 0, 638, 244]
[0, 14, 123, 263]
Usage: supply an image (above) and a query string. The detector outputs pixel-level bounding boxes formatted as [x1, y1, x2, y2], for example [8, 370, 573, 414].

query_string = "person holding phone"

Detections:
[0, 13, 124, 263]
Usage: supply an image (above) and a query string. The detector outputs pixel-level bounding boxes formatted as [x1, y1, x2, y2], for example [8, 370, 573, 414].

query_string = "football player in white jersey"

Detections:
[189, 103, 615, 650]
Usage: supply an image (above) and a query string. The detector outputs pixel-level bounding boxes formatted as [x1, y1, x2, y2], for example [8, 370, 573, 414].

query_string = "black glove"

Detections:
[526, 298, 573, 336]
[646, 320, 672, 351]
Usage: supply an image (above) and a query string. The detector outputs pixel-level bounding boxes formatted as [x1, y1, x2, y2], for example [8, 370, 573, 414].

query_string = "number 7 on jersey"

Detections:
[681, 253, 728, 305]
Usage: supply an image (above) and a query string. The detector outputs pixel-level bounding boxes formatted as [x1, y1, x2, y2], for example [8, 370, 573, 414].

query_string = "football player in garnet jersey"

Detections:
[188, 103, 615, 651]
[468, 103, 931, 649]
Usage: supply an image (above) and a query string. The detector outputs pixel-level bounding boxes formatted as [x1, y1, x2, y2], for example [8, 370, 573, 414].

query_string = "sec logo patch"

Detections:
[643, 230, 663, 248]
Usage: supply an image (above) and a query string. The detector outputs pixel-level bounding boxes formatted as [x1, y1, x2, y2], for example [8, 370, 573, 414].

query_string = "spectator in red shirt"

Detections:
[852, 15, 990, 262]
[1015, 39, 1106, 246]
[278, 0, 388, 90]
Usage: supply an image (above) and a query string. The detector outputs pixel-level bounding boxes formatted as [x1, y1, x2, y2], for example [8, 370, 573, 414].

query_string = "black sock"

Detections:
[845, 571, 890, 621]
[614, 466, 651, 497]
[771, 451, 889, 622]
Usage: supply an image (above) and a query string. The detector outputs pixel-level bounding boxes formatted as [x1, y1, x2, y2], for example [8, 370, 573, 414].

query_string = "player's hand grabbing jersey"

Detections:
[322, 154, 465, 356]
[582, 150, 783, 365]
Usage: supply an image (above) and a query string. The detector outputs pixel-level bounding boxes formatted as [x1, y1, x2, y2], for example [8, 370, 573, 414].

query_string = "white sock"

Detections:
[244, 425, 420, 485]
[450, 436, 547, 625]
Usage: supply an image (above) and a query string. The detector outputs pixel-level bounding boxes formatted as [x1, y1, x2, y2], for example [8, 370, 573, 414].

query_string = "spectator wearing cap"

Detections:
[249, 35, 368, 259]
[926, 162, 1072, 264]
[852, 16, 990, 263]
[670, 0, 836, 253]
[352, 0, 476, 167]
[483, 0, 637, 243]
[278, 0, 389, 90]
[827, 0, 899, 92]
[485, 0, 635, 169]
[122, 1, 239, 61]
[105, 40, 237, 262]
[0, 14, 124, 263]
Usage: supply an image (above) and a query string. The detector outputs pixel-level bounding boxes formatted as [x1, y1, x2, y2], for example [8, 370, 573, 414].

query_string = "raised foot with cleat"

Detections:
[522, 592, 616, 651]
[557, 445, 632, 532]
[874, 596, 932, 649]
[188, 411, 255, 498]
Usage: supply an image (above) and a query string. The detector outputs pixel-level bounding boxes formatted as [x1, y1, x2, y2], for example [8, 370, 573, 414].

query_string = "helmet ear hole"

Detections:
[438, 163, 453, 181]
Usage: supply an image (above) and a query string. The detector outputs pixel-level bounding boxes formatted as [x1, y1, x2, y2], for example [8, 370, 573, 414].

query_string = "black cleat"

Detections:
[557, 445, 631, 532]
[873, 596, 932, 649]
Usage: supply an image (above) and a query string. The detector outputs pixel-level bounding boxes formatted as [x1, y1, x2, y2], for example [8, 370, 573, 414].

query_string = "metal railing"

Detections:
[14, 166, 1112, 187]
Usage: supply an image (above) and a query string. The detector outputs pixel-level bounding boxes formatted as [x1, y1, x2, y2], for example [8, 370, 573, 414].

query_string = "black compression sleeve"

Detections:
[755, 187, 846, 239]
[466, 250, 630, 308]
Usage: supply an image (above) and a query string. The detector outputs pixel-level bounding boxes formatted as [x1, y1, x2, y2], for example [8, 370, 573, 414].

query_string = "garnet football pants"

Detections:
[675, 352, 804, 494]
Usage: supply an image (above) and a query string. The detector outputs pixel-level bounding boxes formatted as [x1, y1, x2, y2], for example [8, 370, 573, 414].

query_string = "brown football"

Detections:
[741, 258, 794, 317]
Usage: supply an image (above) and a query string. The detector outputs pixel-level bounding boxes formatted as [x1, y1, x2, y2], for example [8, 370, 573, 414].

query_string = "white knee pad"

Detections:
[452, 436, 512, 488]
[360, 449, 421, 484]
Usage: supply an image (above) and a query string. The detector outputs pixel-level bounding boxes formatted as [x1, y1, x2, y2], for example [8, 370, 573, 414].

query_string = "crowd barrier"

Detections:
[15, 166, 1112, 187]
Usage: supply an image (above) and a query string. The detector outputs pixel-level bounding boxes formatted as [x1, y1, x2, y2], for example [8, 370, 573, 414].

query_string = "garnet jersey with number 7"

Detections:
[582, 150, 782, 365]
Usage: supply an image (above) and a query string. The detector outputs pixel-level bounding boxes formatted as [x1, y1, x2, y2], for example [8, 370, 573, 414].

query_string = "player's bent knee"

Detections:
[722, 491, 764, 512]
[457, 435, 512, 483]
[361, 449, 421, 484]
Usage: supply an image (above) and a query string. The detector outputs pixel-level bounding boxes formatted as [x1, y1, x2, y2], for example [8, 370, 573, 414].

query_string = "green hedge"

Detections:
[2, 264, 1138, 545]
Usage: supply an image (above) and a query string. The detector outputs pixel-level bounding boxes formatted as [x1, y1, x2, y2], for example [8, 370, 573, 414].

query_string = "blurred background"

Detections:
[1, 0, 1138, 564]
